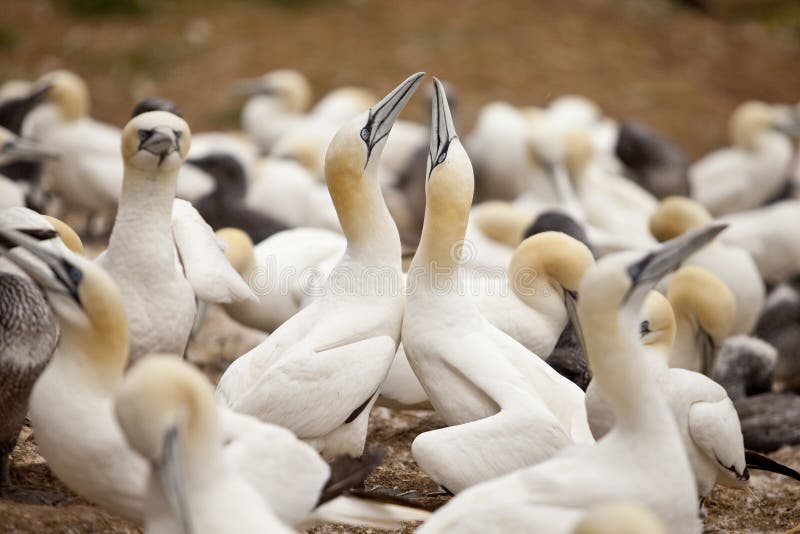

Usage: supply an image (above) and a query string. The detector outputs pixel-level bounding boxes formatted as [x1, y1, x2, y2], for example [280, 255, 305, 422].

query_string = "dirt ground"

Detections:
[3, 0, 800, 532]
[2, 305, 799, 534]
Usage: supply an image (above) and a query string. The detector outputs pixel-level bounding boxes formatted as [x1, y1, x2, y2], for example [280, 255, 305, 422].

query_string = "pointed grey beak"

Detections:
[229, 78, 275, 98]
[625, 224, 727, 300]
[428, 77, 457, 178]
[0, 226, 82, 303]
[157, 426, 194, 534]
[362, 72, 425, 162]
[773, 121, 800, 138]
[139, 127, 179, 160]
[2, 136, 60, 162]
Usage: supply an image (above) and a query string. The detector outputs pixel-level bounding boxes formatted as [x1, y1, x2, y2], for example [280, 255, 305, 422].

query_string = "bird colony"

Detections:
[1, 68, 800, 534]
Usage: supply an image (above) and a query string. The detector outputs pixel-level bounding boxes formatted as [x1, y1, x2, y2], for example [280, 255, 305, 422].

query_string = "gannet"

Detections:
[234, 69, 312, 153]
[245, 157, 341, 231]
[417, 227, 723, 534]
[588, 282, 800, 500]
[403, 79, 593, 493]
[465, 102, 532, 202]
[215, 226, 345, 332]
[565, 130, 658, 249]
[689, 101, 800, 216]
[667, 266, 736, 374]
[96, 110, 253, 362]
[22, 70, 122, 231]
[115, 356, 295, 534]
[216, 73, 424, 459]
[0, 228, 423, 528]
[189, 153, 289, 242]
[718, 199, 800, 284]
[0, 209, 76, 502]
[712, 336, 776, 403]
[650, 196, 764, 334]
[614, 119, 689, 200]
[0, 126, 57, 209]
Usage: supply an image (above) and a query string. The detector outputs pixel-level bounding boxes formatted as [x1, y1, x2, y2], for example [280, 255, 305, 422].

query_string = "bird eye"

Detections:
[360, 128, 370, 142]
[174, 130, 183, 140]
[436, 151, 447, 165]
[68, 265, 83, 284]
[138, 129, 151, 142]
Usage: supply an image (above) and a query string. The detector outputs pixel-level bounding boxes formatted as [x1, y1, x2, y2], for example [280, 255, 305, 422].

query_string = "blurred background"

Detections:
[2, 0, 799, 158]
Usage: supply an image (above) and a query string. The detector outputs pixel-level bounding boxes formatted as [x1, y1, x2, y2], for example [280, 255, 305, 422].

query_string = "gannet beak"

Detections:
[564, 289, 588, 358]
[0, 226, 82, 303]
[229, 78, 276, 98]
[625, 224, 727, 299]
[2, 136, 60, 162]
[362, 72, 425, 162]
[427, 77, 457, 177]
[138, 126, 180, 163]
[156, 426, 194, 534]
[773, 120, 800, 138]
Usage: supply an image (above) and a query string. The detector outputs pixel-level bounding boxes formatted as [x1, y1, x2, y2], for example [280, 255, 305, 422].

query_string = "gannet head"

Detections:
[215, 227, 254, 276]
[470, 201, 532, 247]
[730, 101, 800, 149]
[425, 77, 473, 216]
[231, 69, 312, 113]
[649, 196, 713, 242]
[573, 502, 667, 534]
[33, 70, 90, 121]
[325, 72, 424, 182]
[0, 126, 59, 165]
[579, 224, 726, 326]
[41, 215, 84, 255]
[548, 95, 602, 129]
[512, 231, 595, 295]
[668, 266, 736, 347]
[122, 110, 191, 174]
[639, 290, 676, 355]
[187, 153, 247, 198]
[0, 226, 126, 338]
[115, 355, 219, 534]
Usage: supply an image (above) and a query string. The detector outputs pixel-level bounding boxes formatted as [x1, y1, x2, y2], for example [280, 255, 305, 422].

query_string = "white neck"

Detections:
[669, 314, 698, 370]
[107, 165, 178, 270]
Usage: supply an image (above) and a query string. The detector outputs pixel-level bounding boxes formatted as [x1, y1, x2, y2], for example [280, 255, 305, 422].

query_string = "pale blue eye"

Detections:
[360, 128, 370, 141]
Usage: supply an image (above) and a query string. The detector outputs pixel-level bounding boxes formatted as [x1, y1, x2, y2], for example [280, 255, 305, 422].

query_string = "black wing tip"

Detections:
[315, 449, 385, 507]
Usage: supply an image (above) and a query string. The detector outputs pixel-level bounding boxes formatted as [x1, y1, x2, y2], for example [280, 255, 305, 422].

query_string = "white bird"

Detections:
[114, 355, 296, 534]
[245, 157, 341, 231]
[215, 226, 345, 332]
[403, 79, 593, 494]
[650, 196, 764, 335]
[416, 227, 722, 534]
[572, 502, 667, 534]
[96, 110, 253, 362]
[216, 73, 423, 459]
[22, 70, 122, 230]
[585, 284, 749, 500]
[234, 69, 313, 153]
[719, 199, 800, 284]
[0, 126, 57, 209]
[0, 229, 425, 529]
[690, 101, 800, 216]
[565, 130, 657, 249]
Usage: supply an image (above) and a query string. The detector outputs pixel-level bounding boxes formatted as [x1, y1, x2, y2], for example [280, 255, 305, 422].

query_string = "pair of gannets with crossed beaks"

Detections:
[95, 109, 254, 362]
[216, 73, 424, 459]
[402, 79, 594, 493]
[0, 227, 427, 529]
[417, 227, 722, 534]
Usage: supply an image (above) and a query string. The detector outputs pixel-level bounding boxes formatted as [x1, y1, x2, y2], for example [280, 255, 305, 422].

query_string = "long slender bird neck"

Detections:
[328, 173, 401, 268]
[410, 184, 471, 288]
[584, 307, 663, 427]
[57, 305, 129, 391]
[670, 313, 698, 366]
[107, 165, 178, 269]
